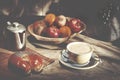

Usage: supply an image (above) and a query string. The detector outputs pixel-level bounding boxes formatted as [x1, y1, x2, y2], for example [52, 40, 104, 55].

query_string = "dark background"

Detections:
[0, 0, 120, 47]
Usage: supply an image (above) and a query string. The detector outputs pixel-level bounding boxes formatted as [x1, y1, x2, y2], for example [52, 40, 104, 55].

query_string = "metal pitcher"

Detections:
[5, 22, 26, 51]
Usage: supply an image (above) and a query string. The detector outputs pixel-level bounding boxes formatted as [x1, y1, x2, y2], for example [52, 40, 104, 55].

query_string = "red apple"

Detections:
[68, 18, 81, 33]
[17, 60, 31, 74]
[29, 54, 43, 73]
[45, 26, 60, 38]
[33, 20, 47, 35]
[8, 54, 31, 75]
[8, 53, 44, 74]
[55, 15, 66, 27]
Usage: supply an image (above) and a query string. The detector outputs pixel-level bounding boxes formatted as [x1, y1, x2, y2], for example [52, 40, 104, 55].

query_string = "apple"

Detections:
[68, 18, 81, 33]
[33, 20, 47, 35]
[29, 54, 43, 73]
[55, 15, 66, 27]
[8, 54, 31, 75]
[17, 61, 31, 74]
[44, 13, 56, 26]
[59, 26, 71, 37]
[8, 53, 43, 74]
[45, 26, 60, 38]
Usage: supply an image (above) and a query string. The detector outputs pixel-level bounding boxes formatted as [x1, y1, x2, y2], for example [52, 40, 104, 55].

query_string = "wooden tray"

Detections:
[0, 48, 54, 80]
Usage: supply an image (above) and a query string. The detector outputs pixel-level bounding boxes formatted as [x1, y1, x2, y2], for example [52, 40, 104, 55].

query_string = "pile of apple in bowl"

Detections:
[27, 13, 86, 44]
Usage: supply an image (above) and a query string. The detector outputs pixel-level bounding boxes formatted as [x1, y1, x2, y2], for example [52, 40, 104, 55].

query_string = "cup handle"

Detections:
[62, 50, 77, 64]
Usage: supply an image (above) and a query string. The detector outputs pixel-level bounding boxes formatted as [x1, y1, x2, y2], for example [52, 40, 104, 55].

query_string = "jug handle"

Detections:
[15, 32, 26, 49]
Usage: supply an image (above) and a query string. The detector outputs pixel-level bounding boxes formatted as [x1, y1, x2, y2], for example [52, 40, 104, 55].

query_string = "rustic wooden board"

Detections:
[0, 49, 19, 80]
[0, 48, 54, 80]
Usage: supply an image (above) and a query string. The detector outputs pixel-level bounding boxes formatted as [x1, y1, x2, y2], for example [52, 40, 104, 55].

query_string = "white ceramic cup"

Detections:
[66, 42, 93, 65]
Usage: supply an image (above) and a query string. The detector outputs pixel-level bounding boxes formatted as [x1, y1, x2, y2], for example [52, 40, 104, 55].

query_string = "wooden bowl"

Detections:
[27, 19, 86, 44]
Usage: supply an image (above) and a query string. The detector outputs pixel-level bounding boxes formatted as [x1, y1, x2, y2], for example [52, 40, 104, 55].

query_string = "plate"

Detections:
[59, 50, 101, 70]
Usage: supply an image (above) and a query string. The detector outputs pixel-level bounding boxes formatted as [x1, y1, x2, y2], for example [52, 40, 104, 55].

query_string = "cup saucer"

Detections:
[59, 50, 101, 70]
[61, 50, 90, 67]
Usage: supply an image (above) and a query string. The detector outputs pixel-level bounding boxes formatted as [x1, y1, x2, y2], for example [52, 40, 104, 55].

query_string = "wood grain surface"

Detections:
[0, 33, 120, 80]
[0, 48, 54, 80]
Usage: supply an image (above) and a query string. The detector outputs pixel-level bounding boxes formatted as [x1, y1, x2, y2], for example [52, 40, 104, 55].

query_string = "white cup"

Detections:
[66, 42, 93, 65]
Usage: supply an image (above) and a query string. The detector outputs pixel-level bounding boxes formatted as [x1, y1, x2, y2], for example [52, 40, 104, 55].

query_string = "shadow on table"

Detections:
[27, 36, 67, 50]
[100, 56, 120, 64]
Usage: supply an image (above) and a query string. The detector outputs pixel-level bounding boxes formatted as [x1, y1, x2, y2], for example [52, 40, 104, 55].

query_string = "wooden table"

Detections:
[0, 32, 120, 80]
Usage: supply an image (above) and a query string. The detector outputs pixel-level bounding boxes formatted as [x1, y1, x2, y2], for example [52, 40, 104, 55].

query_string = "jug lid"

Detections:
[7, 21, 26, 33]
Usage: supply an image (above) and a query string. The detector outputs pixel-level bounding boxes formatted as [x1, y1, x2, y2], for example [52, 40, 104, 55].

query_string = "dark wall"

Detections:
[0, 0, 120, 42]
[48, 0, 120, 41]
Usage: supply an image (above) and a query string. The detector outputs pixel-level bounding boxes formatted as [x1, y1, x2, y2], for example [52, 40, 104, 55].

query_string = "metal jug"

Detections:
[5, 22, 26, 51]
